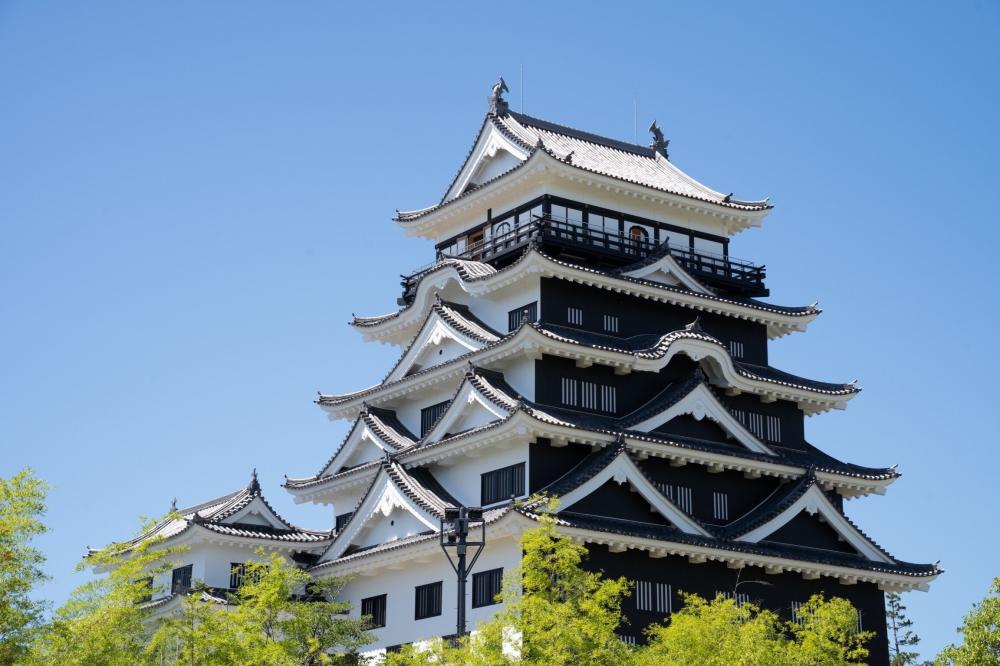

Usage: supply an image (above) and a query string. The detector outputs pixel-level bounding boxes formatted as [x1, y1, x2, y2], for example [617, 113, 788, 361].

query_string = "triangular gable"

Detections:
[385, 307, 496, 383]
[630, 383, 775, 455]
[736, 484, 892, 563]
[557, 452, 711, 536]
[444, 120, 531, 202]
[217, 496, 291, 531]
[620, 253, 712, 294]
[319, 468, 440, 563]
[319, 413, 412, 478]
[421, 376, 512, 444]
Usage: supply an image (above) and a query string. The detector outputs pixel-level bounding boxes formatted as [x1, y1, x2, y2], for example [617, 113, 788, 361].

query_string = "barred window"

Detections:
[414, 582, 442, 620]
[229, 562, 246, 590]
[560, 377, 616, 413]
[766, 415, 782, 442]
[335, 511, 354, 532]
[137, 576, 153, 603]
[171, 564, 192, 593]
[634, 580, 672, 613]
[603, 314, 619, 333]
[728, 340, 745, 359]
[790, 600, 806, 626]
[472, 568, 503, 608]
[712, 492, 729, 521]
[567, 307, 584, 326]
[732, 409, 778, 441]
[719, 591, 751, 607]
[657, 483, 693, 513]
[508, 302, 537, 331]
[619, 634, 638, 646]
[481, 463, 525, 505]
[361, 594, 387, 628]
[420, 401, 450, 437]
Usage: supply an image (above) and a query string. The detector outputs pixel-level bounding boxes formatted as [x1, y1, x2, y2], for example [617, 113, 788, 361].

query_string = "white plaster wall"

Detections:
[393, 385, 461, 437]
[429, 440, 530, 508]
[149, 543, 293, 599]
[495, 356, 535, 400]
[355, 506, 434, 550]
[336, 535, 521, 650]
[408, 336, 477, 374]
[464, 281, 540, 335]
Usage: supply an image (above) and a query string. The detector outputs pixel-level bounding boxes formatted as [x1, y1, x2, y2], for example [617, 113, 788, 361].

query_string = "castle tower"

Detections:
[285, 81, 939, 662]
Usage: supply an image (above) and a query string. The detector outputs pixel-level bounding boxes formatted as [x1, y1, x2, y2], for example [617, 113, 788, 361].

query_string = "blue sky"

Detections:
[2, 1, 998, 658]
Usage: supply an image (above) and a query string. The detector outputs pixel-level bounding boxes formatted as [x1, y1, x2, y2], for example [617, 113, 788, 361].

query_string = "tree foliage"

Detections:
[886, 591, 921, 665]
[0, 468, 49, 664]
[25, 515, 184, 666]
[936, 577, 1000, 666]
[147, 551, 371, 665]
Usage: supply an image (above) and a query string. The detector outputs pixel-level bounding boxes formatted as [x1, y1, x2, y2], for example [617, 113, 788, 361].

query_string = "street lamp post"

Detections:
[439, 506, 486, 637]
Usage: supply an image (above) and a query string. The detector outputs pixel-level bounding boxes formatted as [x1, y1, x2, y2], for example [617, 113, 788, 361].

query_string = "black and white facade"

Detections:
[100, 82, 939, 663]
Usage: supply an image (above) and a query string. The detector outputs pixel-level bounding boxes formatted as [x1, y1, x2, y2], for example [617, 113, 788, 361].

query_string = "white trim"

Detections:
[619, 253, 713, 294]
[319, 468, 440, 563]
[384, 311, 494, 384]
[630, 383, 775, 455]
[220, 496, 291, 531]
[736, 484, 892, 563]
[420, 379, 511, 444]
[443, 122, 531, 203]
[352, 249, 816, 346]
[557, 453, 711, 537]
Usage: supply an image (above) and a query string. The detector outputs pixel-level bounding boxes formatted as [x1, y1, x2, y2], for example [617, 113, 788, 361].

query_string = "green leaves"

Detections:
[936, 577, 1000, 666]
[0, 468, 49, 664]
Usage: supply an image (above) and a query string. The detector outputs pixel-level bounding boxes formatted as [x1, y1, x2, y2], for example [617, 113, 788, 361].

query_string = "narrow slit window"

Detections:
[712, 492, 729, 521]
[567, 307, 584, 326]
[603, 314, 619, 333]
[728, 340, 744, 359]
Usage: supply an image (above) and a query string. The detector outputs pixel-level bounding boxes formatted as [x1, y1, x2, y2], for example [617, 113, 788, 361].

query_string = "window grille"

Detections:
[481, 463, 525, 505]
[634, 580, 672, 613]
[560, 377, 616, 413]
[766, 415, 782, 442]
[790, 600, 807, 626]
[732, 409, 776, 441]
[335, 511, 354, 532]
[171, 564, 192, 593]
[728, 340, 745, 358]
[657, 483, 693, 513]
[414, 582, 442, 620]
[619, 634, 637, 646]
[472, 568, 503, 608]
[567, 307, 584, 326]
[420, 401, 450, 437]
[229, 563, 247, 590]
[508, 302, 537, 331]
[719, 591, 751, 607]
[603, 314, 619, 333]
[361, 594, 387, 628]
[856, 609, 863, 633]
[712, 492, 729, 521]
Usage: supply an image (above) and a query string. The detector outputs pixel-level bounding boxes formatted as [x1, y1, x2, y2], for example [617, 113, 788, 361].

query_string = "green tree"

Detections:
[147, 551, 371, 665]
[387, 508, 634, 666]
[886, 591, 921, 665]
[787, 594, 874, 665]
[936, 577, 1000, 666]
[0, 468, 49, 663]
[26, 516, 184, 666]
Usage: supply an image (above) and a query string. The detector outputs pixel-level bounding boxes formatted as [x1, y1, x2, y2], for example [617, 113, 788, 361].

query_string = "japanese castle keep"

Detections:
[104, 80, 940, 663]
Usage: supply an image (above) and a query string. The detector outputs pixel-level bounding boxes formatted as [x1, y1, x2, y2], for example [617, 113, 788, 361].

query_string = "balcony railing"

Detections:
[416, 216, 766, 294]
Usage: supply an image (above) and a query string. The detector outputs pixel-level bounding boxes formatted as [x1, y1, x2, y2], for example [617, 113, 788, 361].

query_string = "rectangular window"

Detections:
[790, 601, 807, 626]
[580, 380, 598, 410]
[719, 591, 751, 607]
[634, 580, 672, 613]
[658, 484, 693, 513]
[171, 564, 192, 593]
[481, 463, 526, 505]
[229, 563, 246, 590]
[728, 340, 744, 359]
[603, 314, 619, 333]
[619, 634, 637, 646]
[361, 594, 387, 628]
[508, 302, 537, 331]
[420, 401, 450, 437]
[567, 306, 584, 326]
[732, 409, 766, 440]
[712, 492, 729, 521]
[414, 582, 442, 620]
[137, 576, 153, 603]
[560, 377, 578, 406]
[472, 568, 503, 608]
[335, 511, 354, 532]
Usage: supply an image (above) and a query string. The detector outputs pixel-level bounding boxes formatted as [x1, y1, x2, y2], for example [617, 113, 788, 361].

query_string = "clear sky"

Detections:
[2, 1, 998, 659]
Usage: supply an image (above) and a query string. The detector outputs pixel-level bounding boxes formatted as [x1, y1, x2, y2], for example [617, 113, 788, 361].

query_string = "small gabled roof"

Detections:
[397, 109, 771, 225]
[92, 471, 330, 556]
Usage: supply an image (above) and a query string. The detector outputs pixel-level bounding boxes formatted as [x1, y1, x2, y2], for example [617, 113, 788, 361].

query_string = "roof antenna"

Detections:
[633, 98, 638, 144]
[519, 63, 524, 113]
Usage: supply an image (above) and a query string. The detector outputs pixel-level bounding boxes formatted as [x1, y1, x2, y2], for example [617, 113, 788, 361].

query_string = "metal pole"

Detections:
[440, 506, 486, 640]
[456, 536, 467, 636]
